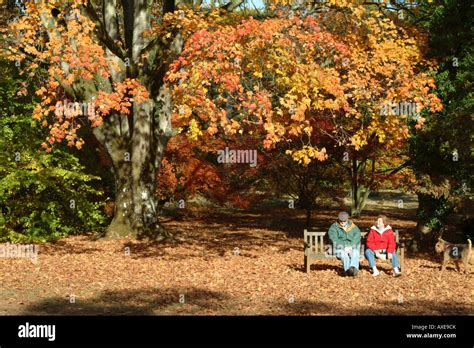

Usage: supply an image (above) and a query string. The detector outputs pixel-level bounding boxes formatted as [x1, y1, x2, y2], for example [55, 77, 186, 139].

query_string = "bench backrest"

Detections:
[303, 230, 326, 258]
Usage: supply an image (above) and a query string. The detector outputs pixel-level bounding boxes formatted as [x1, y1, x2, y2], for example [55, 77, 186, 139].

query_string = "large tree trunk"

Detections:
[103, 88, 173, 239]
[107, 160, 167, 239]
[94, 0, 177, 239]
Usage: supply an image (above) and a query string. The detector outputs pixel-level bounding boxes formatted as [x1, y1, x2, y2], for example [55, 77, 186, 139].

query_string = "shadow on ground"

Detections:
[39, 239, 103, 256]
[274, 298, 471, 315]
[19, 286, 470, 315]
[288, 262, 343, 275]
[19, 287, 232, 315]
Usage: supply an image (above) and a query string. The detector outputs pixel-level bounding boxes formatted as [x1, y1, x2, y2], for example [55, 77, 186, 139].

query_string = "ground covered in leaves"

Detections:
[0, 200, 472, 315]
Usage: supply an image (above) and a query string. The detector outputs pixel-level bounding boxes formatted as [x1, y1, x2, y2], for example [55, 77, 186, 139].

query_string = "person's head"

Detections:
[337, 211, 349, 227]
[376, 215, 388, 229]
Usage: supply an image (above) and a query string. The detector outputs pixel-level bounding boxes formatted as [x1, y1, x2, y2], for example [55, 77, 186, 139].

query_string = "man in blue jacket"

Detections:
[328, 211, 361, 277]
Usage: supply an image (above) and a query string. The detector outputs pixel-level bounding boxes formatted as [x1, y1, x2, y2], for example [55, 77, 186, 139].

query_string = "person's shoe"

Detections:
[393, 267, 402, 277]
[372, 267, 380, 277]
[345, 267, 354, 277]
[350, 266, 359, 277]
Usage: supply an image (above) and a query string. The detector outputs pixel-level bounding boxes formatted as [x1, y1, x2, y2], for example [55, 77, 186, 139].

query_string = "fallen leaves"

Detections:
[0, 208, 472, 315]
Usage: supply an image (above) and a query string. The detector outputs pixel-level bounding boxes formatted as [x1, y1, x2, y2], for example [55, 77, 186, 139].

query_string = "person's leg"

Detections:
[365, 248, 380, 276]
[336, 250, 350, 272]
[391, 252, 401, 276]
[365, 248, 376, 268]
[391, 252, 399, 269]
[349, 248, 360, 269]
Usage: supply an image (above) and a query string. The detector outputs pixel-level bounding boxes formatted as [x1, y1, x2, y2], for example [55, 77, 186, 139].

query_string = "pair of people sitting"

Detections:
[328, 211, 401, 277]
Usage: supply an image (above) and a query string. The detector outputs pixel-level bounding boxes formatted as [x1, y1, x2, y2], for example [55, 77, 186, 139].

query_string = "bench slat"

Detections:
[304, 230, 326, 257]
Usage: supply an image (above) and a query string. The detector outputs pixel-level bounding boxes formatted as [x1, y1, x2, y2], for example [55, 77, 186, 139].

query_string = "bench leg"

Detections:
[305, 256, 311, 273]
[400, 247, 405, 272]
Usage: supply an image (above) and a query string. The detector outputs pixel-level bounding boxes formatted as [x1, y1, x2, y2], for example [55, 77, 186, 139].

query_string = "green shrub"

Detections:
[0, 60, 107, 242]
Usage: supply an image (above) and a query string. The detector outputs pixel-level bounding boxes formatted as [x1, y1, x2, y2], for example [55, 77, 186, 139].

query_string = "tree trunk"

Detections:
[105, 141, 171, 240]
[350, 157, 361, 216]
[305, 206, 312, 228]
[102, 90, 173, 240]
[350, 157, 370, 217]
[352, 186, 370, 217]
[107, 160, 168, 239]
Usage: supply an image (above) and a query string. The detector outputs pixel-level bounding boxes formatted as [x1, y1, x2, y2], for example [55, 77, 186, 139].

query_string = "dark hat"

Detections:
[338, 211, 349, 222]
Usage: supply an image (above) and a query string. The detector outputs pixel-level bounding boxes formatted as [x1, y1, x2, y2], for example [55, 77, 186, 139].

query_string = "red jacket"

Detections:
[366, 225, 396, 254]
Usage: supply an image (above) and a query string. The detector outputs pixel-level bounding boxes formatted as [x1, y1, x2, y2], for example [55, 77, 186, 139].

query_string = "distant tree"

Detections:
[406, 0, 473, 243]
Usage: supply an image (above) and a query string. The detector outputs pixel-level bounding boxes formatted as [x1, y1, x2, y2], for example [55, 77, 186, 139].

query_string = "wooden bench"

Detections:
[304, 229, 405, 273]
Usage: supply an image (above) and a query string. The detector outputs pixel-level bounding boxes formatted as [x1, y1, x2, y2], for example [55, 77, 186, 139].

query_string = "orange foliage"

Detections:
[167, 5, 442, 165]
[2, 1, 148, 152]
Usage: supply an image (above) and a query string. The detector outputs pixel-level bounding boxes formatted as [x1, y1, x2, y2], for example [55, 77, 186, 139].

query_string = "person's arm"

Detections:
[352, 225, 361, 245]
[328, 224, 341, 247]
[366, 229, 376, 251]
[387, 229, 396, 254]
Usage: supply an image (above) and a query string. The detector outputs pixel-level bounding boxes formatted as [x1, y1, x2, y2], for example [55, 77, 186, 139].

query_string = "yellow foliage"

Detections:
[286, 146, 328, 165]
[187, 119, 202, 141]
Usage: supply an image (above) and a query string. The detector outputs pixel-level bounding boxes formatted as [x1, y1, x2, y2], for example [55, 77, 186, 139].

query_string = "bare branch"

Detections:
[220, 0, 245, 11]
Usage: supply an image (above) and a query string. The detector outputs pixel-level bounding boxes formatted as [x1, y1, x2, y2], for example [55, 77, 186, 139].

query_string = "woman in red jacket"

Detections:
[365, 215, 401, 277]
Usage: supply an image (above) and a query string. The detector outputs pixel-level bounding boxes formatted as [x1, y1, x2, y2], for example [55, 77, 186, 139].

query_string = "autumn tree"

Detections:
[2, 0, 443, 239]
[2, 0, 250, 239]
[0, 52, 107, 242]
[168, 1, 442, 217]
[316, 1, 443, 216]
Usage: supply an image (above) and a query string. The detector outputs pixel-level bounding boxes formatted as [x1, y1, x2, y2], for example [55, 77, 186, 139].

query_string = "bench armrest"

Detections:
[396, 242, 405, 249]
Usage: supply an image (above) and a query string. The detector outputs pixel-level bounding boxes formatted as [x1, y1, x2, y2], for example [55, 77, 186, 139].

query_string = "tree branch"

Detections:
[220, 0, 244, 11]
[84, 0, 126, 60]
